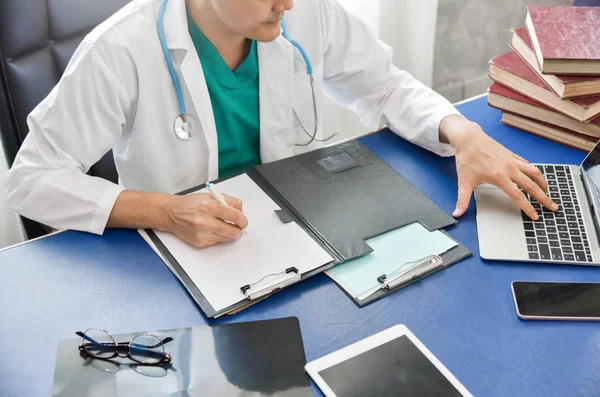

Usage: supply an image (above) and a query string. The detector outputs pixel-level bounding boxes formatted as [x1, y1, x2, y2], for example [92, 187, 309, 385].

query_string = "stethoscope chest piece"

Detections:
[173, 114, 196, 140]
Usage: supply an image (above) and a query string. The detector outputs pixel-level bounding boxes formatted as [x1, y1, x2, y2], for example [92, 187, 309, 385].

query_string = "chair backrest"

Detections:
[0, 0, 131, 237]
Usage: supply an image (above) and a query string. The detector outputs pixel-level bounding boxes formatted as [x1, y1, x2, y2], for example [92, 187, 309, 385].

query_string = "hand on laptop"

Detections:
[439, 115, 558, 220]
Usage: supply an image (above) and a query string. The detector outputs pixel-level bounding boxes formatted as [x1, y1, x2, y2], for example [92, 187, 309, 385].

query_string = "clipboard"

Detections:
[351, 231, 472, 307]
[144, 140, 471, 318]
[145, 170, 339, 318]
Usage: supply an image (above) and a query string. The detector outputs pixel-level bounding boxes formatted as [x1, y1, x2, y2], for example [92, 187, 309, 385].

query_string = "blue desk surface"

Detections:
[2, 96, 600, 397]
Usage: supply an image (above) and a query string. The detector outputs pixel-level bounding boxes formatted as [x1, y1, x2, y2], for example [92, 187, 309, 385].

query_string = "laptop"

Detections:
[475, 141, 600, 265]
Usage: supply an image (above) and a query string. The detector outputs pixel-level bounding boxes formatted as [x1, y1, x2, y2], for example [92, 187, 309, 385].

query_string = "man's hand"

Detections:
[108, 190, 248, 248]
[439, 114, 558, 220]
[167, 193, 248, 247]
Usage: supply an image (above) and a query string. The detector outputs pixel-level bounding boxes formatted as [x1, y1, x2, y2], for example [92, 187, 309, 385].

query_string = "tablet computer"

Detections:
[305, 325, 472, 397]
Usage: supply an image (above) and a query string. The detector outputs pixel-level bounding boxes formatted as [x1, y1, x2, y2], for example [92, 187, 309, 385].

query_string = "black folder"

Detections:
[146, 140, 471, 317]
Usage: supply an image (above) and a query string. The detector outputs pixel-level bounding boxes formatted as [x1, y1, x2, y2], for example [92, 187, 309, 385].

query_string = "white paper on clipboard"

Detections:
[149, 174, 333, 312]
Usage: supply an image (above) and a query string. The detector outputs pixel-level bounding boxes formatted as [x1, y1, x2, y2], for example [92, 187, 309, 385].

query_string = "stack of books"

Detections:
[487, 5, 600, 151]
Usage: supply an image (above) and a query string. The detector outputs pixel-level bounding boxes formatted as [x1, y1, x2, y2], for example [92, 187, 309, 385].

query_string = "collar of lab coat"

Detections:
[161, 0, 190, 50]
[162, 0, 296, 172]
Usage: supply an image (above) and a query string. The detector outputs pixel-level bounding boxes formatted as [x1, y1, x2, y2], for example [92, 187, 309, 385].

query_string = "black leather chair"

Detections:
[0, 0, 131, 238]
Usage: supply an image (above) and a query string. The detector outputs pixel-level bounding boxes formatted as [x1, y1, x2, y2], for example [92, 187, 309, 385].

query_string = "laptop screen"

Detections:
[581, 142, 600, 209]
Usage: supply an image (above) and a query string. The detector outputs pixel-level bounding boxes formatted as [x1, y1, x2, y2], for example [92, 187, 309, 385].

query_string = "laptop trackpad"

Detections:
[475, 186, 530, 261]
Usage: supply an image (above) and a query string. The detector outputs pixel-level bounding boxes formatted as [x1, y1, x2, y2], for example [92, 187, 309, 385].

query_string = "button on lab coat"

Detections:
[5, 0, 460, 235]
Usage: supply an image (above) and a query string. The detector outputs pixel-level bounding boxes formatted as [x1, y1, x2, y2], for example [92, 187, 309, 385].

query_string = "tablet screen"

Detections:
[318, 335, 463, 397]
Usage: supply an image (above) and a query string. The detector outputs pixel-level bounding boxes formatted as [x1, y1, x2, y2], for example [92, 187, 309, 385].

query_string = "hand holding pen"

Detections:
[165, 182, 248, 248]
[206, 182, 248, 235]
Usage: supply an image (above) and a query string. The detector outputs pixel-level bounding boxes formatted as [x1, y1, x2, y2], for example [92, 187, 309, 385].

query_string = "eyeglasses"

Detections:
[76, 328, 173, 366]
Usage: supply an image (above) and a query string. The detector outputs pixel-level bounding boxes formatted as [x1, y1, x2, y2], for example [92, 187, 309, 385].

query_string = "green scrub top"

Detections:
[187, 15, 261, 177]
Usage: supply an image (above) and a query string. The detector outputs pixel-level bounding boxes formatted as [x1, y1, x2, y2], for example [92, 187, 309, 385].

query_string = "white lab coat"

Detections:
[5, 0, 460, 235]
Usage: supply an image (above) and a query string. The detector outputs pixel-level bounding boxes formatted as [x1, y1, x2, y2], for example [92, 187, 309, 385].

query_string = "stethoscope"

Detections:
[157, 0, 335, 146]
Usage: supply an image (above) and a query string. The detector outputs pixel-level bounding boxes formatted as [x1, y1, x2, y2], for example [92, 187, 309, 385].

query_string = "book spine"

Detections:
[501, 112, 598, 152]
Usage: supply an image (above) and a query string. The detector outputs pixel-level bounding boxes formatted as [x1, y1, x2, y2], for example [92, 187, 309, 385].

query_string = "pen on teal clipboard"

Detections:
[206, 182, 247, 234]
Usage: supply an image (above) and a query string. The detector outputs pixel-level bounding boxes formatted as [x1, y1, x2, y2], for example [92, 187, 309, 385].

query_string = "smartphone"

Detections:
[512, 281, 600, 321]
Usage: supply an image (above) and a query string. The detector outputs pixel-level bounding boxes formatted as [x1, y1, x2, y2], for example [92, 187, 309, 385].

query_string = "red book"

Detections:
[526, 5, 600, 75]
[488, 83, 600, 138]
[511, 27, 600, 98]
[501, 112, 598, 153]
[489, 51, 600, 122]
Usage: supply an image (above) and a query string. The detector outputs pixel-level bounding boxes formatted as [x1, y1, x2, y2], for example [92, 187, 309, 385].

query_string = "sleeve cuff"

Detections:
[425, 104, 462, 158]
[88, 182, 126, 235]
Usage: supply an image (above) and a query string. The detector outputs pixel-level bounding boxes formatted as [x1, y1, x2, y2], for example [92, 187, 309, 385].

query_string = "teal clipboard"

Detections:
[327, 225, 472, 307]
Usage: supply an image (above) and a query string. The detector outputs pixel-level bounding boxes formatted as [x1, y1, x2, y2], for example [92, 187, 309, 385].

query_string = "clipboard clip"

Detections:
[355, 255, 444, 302]
[240, 267, 301, 301]
[377, 255, 444, 290]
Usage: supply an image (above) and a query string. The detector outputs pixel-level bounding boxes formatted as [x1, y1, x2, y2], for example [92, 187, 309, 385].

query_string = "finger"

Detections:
[453, 182, 474, 217]
[207, 218, 244, 240]
[181, 233, 223, 248]
[215, 205, 249, 230]
[499, 178, 538, 220]
[512, 152, 529, 164]
[513, 172, 558, 211]
[223, 194, 243, 211]
[518, 162, 548, 193]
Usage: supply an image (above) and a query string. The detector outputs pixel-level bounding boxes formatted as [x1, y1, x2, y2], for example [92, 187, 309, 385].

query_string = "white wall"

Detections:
[325, 0, 440, 142]
[379, 0, 439, 88]
[0, 134, 26, 249]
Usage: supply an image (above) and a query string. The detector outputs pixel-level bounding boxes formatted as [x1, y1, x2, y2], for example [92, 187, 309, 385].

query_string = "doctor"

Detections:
[5, 0, 557, 248]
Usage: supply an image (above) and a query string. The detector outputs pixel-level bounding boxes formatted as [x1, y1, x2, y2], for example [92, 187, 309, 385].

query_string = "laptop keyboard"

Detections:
[522, 165, 593, 263]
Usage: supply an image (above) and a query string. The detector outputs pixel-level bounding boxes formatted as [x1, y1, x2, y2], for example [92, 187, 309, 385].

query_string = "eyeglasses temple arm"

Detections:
[76, 331, 104, 346]
[77, 331, 173, 350]
[130, 337, 173, 350]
